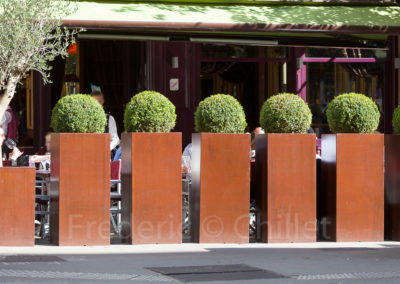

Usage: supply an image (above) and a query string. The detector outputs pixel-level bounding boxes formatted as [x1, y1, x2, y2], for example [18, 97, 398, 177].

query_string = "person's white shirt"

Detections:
[181, 143, 192, 173]
[0, 109, 11, 137]
[108, 115, 120, 150]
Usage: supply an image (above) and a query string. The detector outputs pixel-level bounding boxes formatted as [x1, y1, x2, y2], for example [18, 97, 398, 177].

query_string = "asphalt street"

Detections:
[0, 242, 399, 284]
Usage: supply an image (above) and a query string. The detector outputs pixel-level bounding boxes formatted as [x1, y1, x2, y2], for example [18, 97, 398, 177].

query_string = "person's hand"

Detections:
[29, 154, 50, 163]
[182, 165, 189, 174]
[29, 155, 40, 163]
[9, 147, 23, 161]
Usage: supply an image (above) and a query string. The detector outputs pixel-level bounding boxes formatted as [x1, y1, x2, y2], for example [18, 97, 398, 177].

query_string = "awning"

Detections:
[64, 1, 400, 34]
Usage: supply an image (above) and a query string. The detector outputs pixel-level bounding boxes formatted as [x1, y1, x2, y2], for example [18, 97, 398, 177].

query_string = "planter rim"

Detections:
[261, 133, 315, 135]
[54, 133, 109, 135]
[322, 133, 383, 136]
[125, 132, 181, 134]
[0, 167, 35, 170]
[195, 132, 249, 135]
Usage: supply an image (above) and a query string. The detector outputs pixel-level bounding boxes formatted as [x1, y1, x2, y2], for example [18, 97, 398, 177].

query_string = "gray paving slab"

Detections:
[0, 242, 399, 283]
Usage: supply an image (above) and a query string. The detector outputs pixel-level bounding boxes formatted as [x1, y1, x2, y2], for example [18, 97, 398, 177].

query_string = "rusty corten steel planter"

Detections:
[255, 134, 316, 243]
[320, 134, 384, 242]
[191, 133, 250, 243]
[121, 132, 182, 244]
[0, 167, 35, 246]
[50, 133, 110, 246]
[384, 135, 400, 241]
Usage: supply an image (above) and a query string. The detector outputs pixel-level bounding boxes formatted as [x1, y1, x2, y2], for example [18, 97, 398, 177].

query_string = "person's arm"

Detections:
[108, 115, 120, 150]
[181, 143, 192, 173]
[30, 154, 51, 163]
[9, 147, 29, 166]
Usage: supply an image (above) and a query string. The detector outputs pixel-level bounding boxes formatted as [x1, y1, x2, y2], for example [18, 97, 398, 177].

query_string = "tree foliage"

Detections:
[0, 0, 80, 121]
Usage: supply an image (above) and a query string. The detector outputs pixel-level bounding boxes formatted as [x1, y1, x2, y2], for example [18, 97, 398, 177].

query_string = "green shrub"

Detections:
[392, 106, 400, 134]
[50, 94, 107, 133]
[259, 93, 312, 133]
[326, 93, 380, 133]
[194, 94, 247, 133]
[124, 90, 176, 132]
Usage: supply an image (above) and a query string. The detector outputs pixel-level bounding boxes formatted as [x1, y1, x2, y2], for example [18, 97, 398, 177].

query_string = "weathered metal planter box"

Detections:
[255, 134, 316, 243]
[191, 133, 250, 243]
[121, 132, 182, 244]
[50, 133, 110, 246]
[0, 167, 35, 246]
[384, 134, 400, 241]
[320, 134, 384, 242]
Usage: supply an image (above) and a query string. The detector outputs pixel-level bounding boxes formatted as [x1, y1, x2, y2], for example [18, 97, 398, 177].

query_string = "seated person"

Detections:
[0, 126, 5, 160]
[251, 127, 265, 158]
[1, 130, 51, 168]
[181, 143, 192, 174]
[30, 133, 51, 170]
[113, 146, 121, 161]
[2, 139, 28, 166]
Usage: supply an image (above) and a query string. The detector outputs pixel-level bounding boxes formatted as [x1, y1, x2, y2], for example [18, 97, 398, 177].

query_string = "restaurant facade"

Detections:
[20, 0, 400, 149]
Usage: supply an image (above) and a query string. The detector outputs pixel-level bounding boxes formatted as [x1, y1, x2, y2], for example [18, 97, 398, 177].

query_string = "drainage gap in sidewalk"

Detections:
[1, 255, 66, 263]
[147, 264, 287, 282]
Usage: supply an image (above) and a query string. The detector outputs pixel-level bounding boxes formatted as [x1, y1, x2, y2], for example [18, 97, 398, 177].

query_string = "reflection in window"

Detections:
[306, 48, 387, 59]
[307, 62, 384, 136]
[201, 44, 286, 58]
[63, 43, 80, 96]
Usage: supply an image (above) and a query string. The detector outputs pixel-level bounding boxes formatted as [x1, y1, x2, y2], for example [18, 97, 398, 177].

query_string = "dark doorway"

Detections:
[200, 62, 259, 131]
[79, 40, 144, 134]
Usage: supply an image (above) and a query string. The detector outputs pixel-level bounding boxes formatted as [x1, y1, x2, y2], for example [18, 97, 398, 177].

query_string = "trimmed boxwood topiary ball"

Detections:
[50, 94, 107, 133]
[326, 93, 380, 133]
[392, 106, 400, 134]
[124, 90, 176, 132]
[194, 94, 247, 133]
[259, 93, 312, 133]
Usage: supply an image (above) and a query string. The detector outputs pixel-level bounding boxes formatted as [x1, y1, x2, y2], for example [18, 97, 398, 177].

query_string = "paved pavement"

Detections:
[0, 242, 399, 283]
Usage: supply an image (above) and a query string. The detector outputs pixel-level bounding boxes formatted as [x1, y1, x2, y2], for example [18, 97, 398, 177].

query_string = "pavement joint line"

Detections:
[0, 269, 171, 282]
[296, 271, 400, 280]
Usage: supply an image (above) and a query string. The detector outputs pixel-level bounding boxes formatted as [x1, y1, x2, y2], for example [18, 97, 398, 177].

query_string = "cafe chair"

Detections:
[110, 160, 122, 235]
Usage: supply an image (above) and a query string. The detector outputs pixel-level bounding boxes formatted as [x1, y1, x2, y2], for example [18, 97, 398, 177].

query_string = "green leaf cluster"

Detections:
[50, 94, 107, 133]
[259, 93, 311, 133]
[392, 106, 400, 134]
[124, 90, 176, 132]
[0, 0, 81, 88]
[326, 93, 380, 133]
[194, 94, 247, 133]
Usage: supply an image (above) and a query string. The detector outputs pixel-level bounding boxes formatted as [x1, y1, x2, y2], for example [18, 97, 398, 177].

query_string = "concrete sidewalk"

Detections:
[0, 242, 399, 283]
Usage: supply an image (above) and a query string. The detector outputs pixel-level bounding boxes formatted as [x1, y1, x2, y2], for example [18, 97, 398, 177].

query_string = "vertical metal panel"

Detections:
[256, 134, 316, 243]
[0, 168, 35, 246]
[321, 134, 384, 242]
[384, 134, 400, 240]
[122, 133, 182, 244]
[50, 133, 110, 246]
[192, 133, 250, 243]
